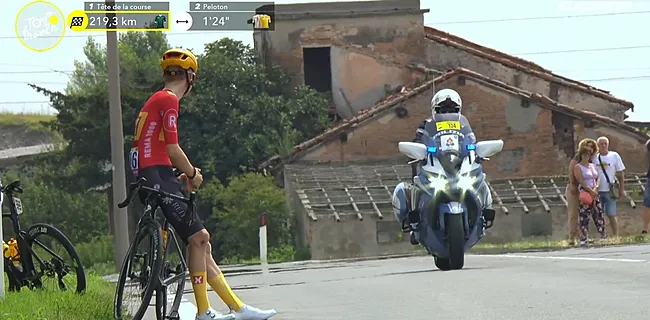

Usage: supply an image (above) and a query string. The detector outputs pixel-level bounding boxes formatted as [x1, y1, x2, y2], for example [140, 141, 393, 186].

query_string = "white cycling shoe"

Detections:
[234, 305, 277, 320]
[196, 308, 236, 320]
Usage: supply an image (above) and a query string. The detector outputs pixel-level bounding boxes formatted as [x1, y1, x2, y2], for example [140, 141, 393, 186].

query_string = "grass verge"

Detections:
[0, 112, 55, 126]
[0, 273, 118, 320]
[470, 235, 650, 254]
[214, 236, 650, 266]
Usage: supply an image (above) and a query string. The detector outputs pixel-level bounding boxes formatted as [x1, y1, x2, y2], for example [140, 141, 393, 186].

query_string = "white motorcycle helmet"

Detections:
[431, 89, 462, 115]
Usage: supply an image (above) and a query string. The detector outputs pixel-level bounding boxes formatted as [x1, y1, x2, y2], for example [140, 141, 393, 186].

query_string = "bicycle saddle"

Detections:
[2, 180, 22, 194]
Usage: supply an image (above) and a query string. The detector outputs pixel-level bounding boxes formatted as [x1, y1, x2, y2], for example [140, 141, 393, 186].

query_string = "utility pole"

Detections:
[0, 179, 5, 298]
[106, 0, 129, 271]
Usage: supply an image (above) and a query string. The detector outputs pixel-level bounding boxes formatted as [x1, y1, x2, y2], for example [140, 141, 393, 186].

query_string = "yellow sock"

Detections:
[208, 274, 245, 311]
[191, 272, 210, 314]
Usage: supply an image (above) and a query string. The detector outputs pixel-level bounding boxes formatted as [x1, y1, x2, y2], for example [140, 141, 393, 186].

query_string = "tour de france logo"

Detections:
[15, 1, 66, 52]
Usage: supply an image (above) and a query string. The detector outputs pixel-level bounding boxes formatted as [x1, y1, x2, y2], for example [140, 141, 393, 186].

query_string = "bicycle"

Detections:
[113, 175, 194, 320]
[1, 180, 87, 293]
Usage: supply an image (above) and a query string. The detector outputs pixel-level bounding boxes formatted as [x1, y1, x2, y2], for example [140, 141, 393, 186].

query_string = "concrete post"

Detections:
[106, 0, 129, 271]
[0, 178, 4, 298]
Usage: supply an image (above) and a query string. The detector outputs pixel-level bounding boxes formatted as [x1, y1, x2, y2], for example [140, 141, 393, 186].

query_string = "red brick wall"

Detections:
[299, 76, 649, 178]
[268, 15, 426, 87]
[424, 39, 631, 121]
[574, 121, 648, 173]
[301, 91, 431, 163]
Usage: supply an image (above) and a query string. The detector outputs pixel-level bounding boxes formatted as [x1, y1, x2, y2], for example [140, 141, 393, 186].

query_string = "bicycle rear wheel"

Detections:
[114, 219, 164, 320]
[26, 223, 87, 293]
[155, 227, 188, 320]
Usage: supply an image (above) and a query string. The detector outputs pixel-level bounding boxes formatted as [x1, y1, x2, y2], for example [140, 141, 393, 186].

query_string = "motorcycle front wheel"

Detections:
[446, 214, 465, 270]
[434, 256, 451, 271]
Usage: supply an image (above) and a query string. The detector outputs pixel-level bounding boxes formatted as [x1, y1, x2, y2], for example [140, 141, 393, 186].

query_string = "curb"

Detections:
[101, 252, 429, 282]
[101, 242, 650, 282]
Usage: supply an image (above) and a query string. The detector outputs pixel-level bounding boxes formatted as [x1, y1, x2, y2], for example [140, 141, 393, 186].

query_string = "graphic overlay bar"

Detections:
[84, 2, 170, 11]
[189, 2, 273, 12]
[82, 12, 170, 31]
[188, 11, 273, 31]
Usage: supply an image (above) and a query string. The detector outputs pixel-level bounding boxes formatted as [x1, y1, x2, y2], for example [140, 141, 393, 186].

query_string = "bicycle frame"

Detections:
[2, 186, 68, 290]
[158, 220, 188, 319]
[136, 194, 189, 286]
[127, 183, 191, 318]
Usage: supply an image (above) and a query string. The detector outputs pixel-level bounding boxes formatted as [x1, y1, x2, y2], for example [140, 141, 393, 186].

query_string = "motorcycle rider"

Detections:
[394, 88, 495, 245]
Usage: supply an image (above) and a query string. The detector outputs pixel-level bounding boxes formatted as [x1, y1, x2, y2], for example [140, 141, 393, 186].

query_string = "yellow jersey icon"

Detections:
[252, 14, 271, 29]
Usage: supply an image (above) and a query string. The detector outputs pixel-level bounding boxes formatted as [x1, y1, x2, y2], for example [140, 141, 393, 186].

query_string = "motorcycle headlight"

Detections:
[457, 168, 481, 191]
[423, 172, 449, 191]
[429, 175, 448, 191]
[457, 175, 476, 190]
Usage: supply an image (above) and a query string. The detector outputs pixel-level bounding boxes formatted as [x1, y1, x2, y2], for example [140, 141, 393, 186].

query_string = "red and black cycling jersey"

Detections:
[129, 90, 179, 175]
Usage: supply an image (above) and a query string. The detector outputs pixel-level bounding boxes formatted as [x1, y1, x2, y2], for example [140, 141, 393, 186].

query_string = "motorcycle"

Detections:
[392, 130, 503, 270]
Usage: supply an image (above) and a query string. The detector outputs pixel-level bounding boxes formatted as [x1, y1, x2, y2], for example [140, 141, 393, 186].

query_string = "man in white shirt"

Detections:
[592, 136, 626, 237]
[252, 14, 261, 28]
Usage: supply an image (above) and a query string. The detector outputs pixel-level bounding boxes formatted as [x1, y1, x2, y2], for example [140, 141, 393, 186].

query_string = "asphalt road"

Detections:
[143, 244, 650, 320]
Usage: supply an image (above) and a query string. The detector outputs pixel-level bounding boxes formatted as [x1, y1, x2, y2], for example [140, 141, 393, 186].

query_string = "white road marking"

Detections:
[478, 254, 648, 263]
[168, 253, 648, 319]
[178, 298, 197, 320]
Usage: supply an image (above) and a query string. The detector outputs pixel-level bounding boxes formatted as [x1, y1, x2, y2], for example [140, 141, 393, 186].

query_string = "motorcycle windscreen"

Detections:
[438, 151, 463, 174]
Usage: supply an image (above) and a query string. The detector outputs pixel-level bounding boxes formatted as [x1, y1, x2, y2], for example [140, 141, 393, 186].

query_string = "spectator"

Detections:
[642, 139, 650, 234]
[574, 138, 606, 247]
[592, 136, 625, 237]
[566, 139, 597, 245]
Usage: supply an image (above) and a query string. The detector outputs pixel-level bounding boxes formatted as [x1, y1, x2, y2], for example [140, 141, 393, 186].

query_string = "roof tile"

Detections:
[423, 26, 633, 108]
[286, 164, 647, 220]
[260, 68, 647, 172]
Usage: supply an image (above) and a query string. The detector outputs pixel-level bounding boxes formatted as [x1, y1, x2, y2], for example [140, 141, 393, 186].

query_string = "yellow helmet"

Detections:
[161, 48, 198, 73]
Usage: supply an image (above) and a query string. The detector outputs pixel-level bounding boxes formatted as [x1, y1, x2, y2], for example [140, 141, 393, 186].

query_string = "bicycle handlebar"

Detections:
[118, 177, 198, 227]
[1, 180, 23, 195]
[118, 177, 196, 209]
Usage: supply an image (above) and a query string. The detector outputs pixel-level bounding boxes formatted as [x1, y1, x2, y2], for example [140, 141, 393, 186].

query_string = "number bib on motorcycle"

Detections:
[436, 121, 461, 131]
[421, 114, 475, 148]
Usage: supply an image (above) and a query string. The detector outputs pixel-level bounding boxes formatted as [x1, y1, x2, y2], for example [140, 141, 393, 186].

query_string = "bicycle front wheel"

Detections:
[26, 223, 87, 293]
[114, 219, 164, 320]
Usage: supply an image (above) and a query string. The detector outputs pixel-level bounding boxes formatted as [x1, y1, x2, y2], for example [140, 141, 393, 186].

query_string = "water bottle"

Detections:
[5, 238, 21, 264]
[6, 238, 23, 274]
[161, 228, 168, 251]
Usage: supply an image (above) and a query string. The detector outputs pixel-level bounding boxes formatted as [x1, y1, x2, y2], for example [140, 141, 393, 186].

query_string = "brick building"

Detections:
[254, 0, 633, 121]
[254, 0, 649, 259]
[262, 68, 648, 178]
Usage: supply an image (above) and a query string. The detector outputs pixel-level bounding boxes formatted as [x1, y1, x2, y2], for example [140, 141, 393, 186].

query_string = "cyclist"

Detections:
[130, 48, 277, 320]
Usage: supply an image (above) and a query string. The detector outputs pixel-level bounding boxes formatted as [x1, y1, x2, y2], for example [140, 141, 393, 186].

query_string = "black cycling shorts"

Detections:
[137, 165, 204, 243]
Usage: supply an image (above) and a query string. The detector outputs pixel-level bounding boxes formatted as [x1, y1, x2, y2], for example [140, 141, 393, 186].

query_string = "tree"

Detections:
[198, 172, 293, 262]
[30, 34, 329, 186]
[1, 170, 108, 245]
[182, 38, 329, 181]
[28, 33, 169, 192]
[21, 33, 330, 261]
